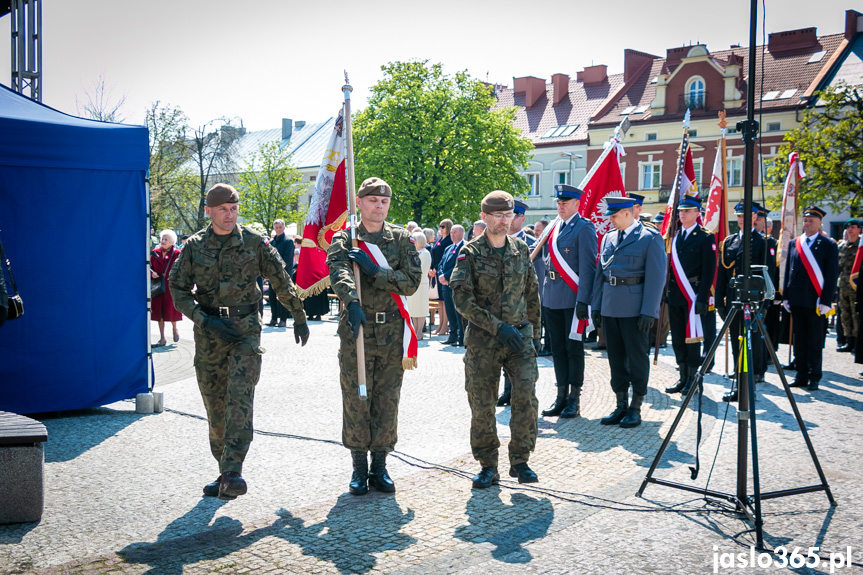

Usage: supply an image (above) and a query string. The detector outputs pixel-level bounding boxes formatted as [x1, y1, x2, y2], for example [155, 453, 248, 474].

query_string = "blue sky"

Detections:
[0, 0, 854, 130]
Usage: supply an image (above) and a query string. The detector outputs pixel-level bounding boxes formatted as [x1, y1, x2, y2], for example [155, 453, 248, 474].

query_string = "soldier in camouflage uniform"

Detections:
[326, 177, 422, 496]
[451, 190, 542, 489]
[170, 183, 310, 500]
[838, 219, 860, 352]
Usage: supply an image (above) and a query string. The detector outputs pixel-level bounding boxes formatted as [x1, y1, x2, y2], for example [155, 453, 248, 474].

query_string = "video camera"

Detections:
[730, 265, 775, 304]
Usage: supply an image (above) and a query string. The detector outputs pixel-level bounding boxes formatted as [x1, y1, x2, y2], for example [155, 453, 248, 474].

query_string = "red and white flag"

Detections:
[777, 152, 805, 293]
[295, 111, 348, 297]
[579, 141, 626, 242]
[660, 146, 698, 236]
[703, 147, 728, 246]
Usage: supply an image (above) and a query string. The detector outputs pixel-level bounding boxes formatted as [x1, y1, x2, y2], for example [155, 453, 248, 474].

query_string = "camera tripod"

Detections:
[637, 298, 836, 549]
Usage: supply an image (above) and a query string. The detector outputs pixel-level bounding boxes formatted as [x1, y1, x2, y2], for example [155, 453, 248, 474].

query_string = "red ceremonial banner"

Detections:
[295, 112, 348, 297]
[579, 145, 626, 241]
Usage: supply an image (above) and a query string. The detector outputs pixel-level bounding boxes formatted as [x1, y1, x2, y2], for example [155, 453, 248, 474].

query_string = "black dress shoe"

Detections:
[807, 381, 819, 391]
[277, 320, 287, 328]
[509, 462, 538, 483]
[471, 466, 500, 489]
[496, 393, 511, 407]
[782, 362, 796, 371]
[789, 380, 808, 388]
[442, 337, 458, 345]
[203, 476, 221, 497]
[538, 348, 552, 357]
[559, 396, 580, 418]
[541, 396, 568, 417]
[665, 380, 686, 394]
[267, 319, 278, 327]
[722, 390, 738, 402]
[218, 471, 247, 500]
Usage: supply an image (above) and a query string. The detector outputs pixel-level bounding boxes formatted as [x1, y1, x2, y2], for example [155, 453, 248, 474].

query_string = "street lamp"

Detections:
[559, 152, 583, 186]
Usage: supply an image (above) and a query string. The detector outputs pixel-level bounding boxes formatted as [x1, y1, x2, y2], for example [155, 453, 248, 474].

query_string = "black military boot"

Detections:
[559, 386, 580, 418]
[349, 451, 369, 496]
[509, 462, 539, 483]
[619, 393, 644, 428]
[600, 391, 629, 425]
[679, 366, 698, 396]
[838, 337, 856, 353]
[218, 471, 247, 500]
[541, 386, 568, 417]
[722, 374, 739, 402]
[368, 452, 396, 493]
[471, 466, 500, 489]
[665, 365, 688, 394]
[203, 475, 222, 497]
[497, 374, 512, 406]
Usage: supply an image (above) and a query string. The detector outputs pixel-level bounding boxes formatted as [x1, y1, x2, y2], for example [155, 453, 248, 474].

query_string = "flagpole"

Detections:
[343, 73, 368, 401]
[778, 152, 801, 366]
[719, 111, 730, 376]
[529, 117, 631, 262]
[654, 110, 691, 365]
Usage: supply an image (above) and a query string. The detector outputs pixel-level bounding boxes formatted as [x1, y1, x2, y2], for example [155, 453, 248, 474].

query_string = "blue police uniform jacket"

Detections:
[541, 215, 598, 310]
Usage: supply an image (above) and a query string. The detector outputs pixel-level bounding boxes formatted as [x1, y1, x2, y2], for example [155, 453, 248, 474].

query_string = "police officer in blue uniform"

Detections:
[540, 185, 597, 418]
[783, 205, 839, 391]
[592, 197, 667, 428]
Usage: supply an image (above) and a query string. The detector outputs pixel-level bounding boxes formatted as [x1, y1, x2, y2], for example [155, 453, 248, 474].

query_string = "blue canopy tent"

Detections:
[0, 84, 151, 414]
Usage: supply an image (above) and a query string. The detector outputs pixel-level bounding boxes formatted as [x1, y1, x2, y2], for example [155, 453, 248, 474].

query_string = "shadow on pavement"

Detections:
[32, 407, 152, 463]
[454, 488, 553, 563]
[274, 492, 416, 574]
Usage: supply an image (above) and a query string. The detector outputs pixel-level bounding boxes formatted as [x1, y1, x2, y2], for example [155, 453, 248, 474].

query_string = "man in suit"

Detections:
[532, 218, 552, 357]
[438, 225, 466, 346]
[783, 206, 839, 391]
[268, 219, 296, 327]
[592, 197, 667, 428]
[716, 201, 767, 402]
[664, 196, 716, 395]
[540, 185, 597, 418]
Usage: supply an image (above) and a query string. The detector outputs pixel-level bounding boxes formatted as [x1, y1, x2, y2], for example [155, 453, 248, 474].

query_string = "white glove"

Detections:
[782, 301, 791, 312]
[818, 304, 832, 316]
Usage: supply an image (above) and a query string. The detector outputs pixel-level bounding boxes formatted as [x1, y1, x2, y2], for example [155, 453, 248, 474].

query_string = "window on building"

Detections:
[525, 173, 540, 197]
[619, 162, 626, 183]
[554, 170, 569, 186]
[766, 122, 781, 132]
[686, 78, 706, 109]
[727, 157, 743, 187]
[641, 162, 662, 190]
[689, 129, 698, 138]
[646, 132, 657, 141]
[692, 158, 703, 189]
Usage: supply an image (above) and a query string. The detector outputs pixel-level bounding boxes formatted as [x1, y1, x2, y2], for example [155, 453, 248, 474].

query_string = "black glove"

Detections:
[637, 314, 654, 333]
[591, 310, 602, 329]
[348, 248, 380, 277]
[717, 306, 728, 321]
[294, 322, 310, 346]
[575, 302, 589, 321]
[695, 302, 709, 315]
[497, 324, 525, 352]
[201, 316, 243, 343]
[346, 301, 366, 338]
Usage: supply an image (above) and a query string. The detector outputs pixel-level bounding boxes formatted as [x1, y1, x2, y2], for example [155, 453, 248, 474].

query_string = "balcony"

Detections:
[679, 91, 707, 111]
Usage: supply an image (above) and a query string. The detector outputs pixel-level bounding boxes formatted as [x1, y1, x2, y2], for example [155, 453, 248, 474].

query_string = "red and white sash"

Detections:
[670, 234, 704, 343]
[795, 234, 824, 298]
[548, 218, 592, 340]
[357, 241, 418, 369]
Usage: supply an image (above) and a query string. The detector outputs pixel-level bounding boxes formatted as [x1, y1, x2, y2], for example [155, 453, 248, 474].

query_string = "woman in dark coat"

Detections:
[429, 218, 453, 336]
[150, 229, 183, 347]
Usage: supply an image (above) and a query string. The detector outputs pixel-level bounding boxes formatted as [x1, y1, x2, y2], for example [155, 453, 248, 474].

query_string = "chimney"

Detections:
[295, 120, 306, 130]
[577, 64, 607, 85]
[552, 73, 569, 105]
[623, 49, 658, 83]
[282, 118, 292, 140]
[846, 9, 863, 40]
[665, 46, 689, 64]
[768, 27, 818, 53]
[513, 76, 547, 108]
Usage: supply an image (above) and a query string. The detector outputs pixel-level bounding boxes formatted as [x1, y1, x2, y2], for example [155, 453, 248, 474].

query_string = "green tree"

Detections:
[146, 101, 198, 232]
[767, 83, 863, 214]
[352, 61, 533, 226]
[238, 140, 307, 232]
[186, 119, 243, 231]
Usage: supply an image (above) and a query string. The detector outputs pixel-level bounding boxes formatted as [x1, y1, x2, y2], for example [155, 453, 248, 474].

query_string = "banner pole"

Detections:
[719, 112, 730, 372]
[342, 73, 368, 401]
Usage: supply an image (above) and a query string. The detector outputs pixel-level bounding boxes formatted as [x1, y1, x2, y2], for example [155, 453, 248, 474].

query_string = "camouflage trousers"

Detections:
[464, 340, 539, 468]
[839, 287, 857, 338]
[338, 323, 405, 453]
[193, 322, 263, 474]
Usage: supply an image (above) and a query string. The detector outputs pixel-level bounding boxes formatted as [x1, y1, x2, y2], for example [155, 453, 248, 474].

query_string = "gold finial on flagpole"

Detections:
[343, 71, 352, 92]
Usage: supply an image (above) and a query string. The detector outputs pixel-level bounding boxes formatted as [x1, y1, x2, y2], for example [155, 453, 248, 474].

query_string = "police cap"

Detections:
[554, 184, 584, 200]
[513, 199, 529, 215]
[802, 205, 827, 219]
[628, 193, 645, 206]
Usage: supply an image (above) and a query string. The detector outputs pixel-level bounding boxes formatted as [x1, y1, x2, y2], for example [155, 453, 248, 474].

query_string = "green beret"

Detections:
[481, 190, 514, 213]
[357, 177, 392, 198]
[845, 218, 861, 228]
[206, 183, 239, 207]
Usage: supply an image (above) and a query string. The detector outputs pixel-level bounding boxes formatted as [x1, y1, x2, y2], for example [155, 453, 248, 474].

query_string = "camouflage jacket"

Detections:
[451, 233, 541, 348]
[169, 223, 305, 328]
[327, 221, 422, 312]
[838, 238, 859, 289]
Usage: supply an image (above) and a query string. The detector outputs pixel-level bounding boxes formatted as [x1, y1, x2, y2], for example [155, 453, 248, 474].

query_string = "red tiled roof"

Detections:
[492, 74, 626, 146]
[592, 33, 846, 127]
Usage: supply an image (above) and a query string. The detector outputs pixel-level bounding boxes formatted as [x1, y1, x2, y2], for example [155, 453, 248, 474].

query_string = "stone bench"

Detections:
[0, 411, 48, 524]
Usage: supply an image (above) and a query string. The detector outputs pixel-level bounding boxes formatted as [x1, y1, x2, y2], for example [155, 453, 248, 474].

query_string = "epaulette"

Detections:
[642, 220, 657, 230]
[700, 226, 713, 235]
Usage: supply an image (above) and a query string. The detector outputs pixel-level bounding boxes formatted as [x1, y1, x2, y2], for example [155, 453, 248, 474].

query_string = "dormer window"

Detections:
[684, 77, 706, 110]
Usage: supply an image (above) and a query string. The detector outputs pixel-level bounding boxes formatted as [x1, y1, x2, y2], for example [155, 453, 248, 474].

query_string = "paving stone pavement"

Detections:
[1, 311, 862, 574]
